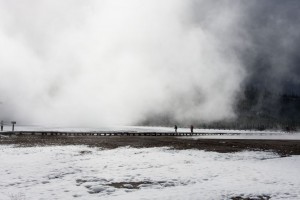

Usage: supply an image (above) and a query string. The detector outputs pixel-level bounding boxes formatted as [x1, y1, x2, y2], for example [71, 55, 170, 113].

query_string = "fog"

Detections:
[0, 0, 299, 126]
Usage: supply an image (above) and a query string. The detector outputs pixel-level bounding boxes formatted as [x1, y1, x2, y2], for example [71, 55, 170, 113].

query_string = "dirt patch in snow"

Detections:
[107, 181, 166, 189]
[231, 194, 271, 200]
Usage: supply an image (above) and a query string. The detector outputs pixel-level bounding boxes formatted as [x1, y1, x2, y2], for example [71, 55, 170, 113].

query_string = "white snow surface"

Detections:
[1, 145, 300, 200]
[0, 125, 292, 134]
[181, 133, 300, 140]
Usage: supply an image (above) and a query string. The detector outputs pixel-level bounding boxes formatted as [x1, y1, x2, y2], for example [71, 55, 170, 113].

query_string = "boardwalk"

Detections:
[0, 131, 239, 137]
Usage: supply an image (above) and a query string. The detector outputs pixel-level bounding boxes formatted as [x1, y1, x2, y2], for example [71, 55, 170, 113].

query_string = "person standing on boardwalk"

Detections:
[1, 121, 3, 131]
[174, 125, 178, 134]
[190, 125, 194, 134]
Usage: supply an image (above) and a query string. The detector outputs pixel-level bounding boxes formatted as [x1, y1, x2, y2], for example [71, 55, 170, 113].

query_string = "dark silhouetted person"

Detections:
[1, 121, 3, 131]
[11, 121, 16, 132]
[174, 125, 178, 134]
[190, 125, 194, 134]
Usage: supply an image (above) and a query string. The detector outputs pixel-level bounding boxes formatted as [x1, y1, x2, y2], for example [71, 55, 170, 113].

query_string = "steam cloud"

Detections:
[0, 0, 299, 126]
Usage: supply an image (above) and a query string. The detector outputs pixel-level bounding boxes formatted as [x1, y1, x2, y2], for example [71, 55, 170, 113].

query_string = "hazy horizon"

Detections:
[1, 0, 300, 126]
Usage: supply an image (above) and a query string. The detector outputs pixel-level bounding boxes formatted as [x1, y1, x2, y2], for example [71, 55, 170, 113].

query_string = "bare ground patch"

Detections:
[1, 135, 300, 156]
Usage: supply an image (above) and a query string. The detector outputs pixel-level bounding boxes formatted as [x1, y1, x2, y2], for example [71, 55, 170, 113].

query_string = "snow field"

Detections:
[1, 125, 296, 135]
[0, 145, 300, 200]
[182, 132, 300, 140]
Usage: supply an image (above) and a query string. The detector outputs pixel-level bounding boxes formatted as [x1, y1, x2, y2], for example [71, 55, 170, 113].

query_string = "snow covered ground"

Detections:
[0, 124, 292, 134]
[1, 145, 300, 200]
[181, 133, 300, 140]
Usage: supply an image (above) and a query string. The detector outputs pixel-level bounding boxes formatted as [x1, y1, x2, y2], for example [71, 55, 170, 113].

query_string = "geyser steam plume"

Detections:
[1, 0, 298, 126]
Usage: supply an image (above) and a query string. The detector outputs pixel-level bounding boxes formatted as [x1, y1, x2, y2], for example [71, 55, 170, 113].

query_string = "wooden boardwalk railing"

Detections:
[0, 131, 240, 137]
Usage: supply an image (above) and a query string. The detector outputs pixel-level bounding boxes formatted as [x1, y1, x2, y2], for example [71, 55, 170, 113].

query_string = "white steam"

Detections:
[0, 0, 245, 126]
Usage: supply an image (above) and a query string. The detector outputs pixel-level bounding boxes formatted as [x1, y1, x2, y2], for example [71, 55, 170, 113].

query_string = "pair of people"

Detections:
[174, 125, 194, 133]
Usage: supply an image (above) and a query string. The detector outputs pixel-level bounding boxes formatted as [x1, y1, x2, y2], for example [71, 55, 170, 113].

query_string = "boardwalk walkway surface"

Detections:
[0, 131, 240, 137]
